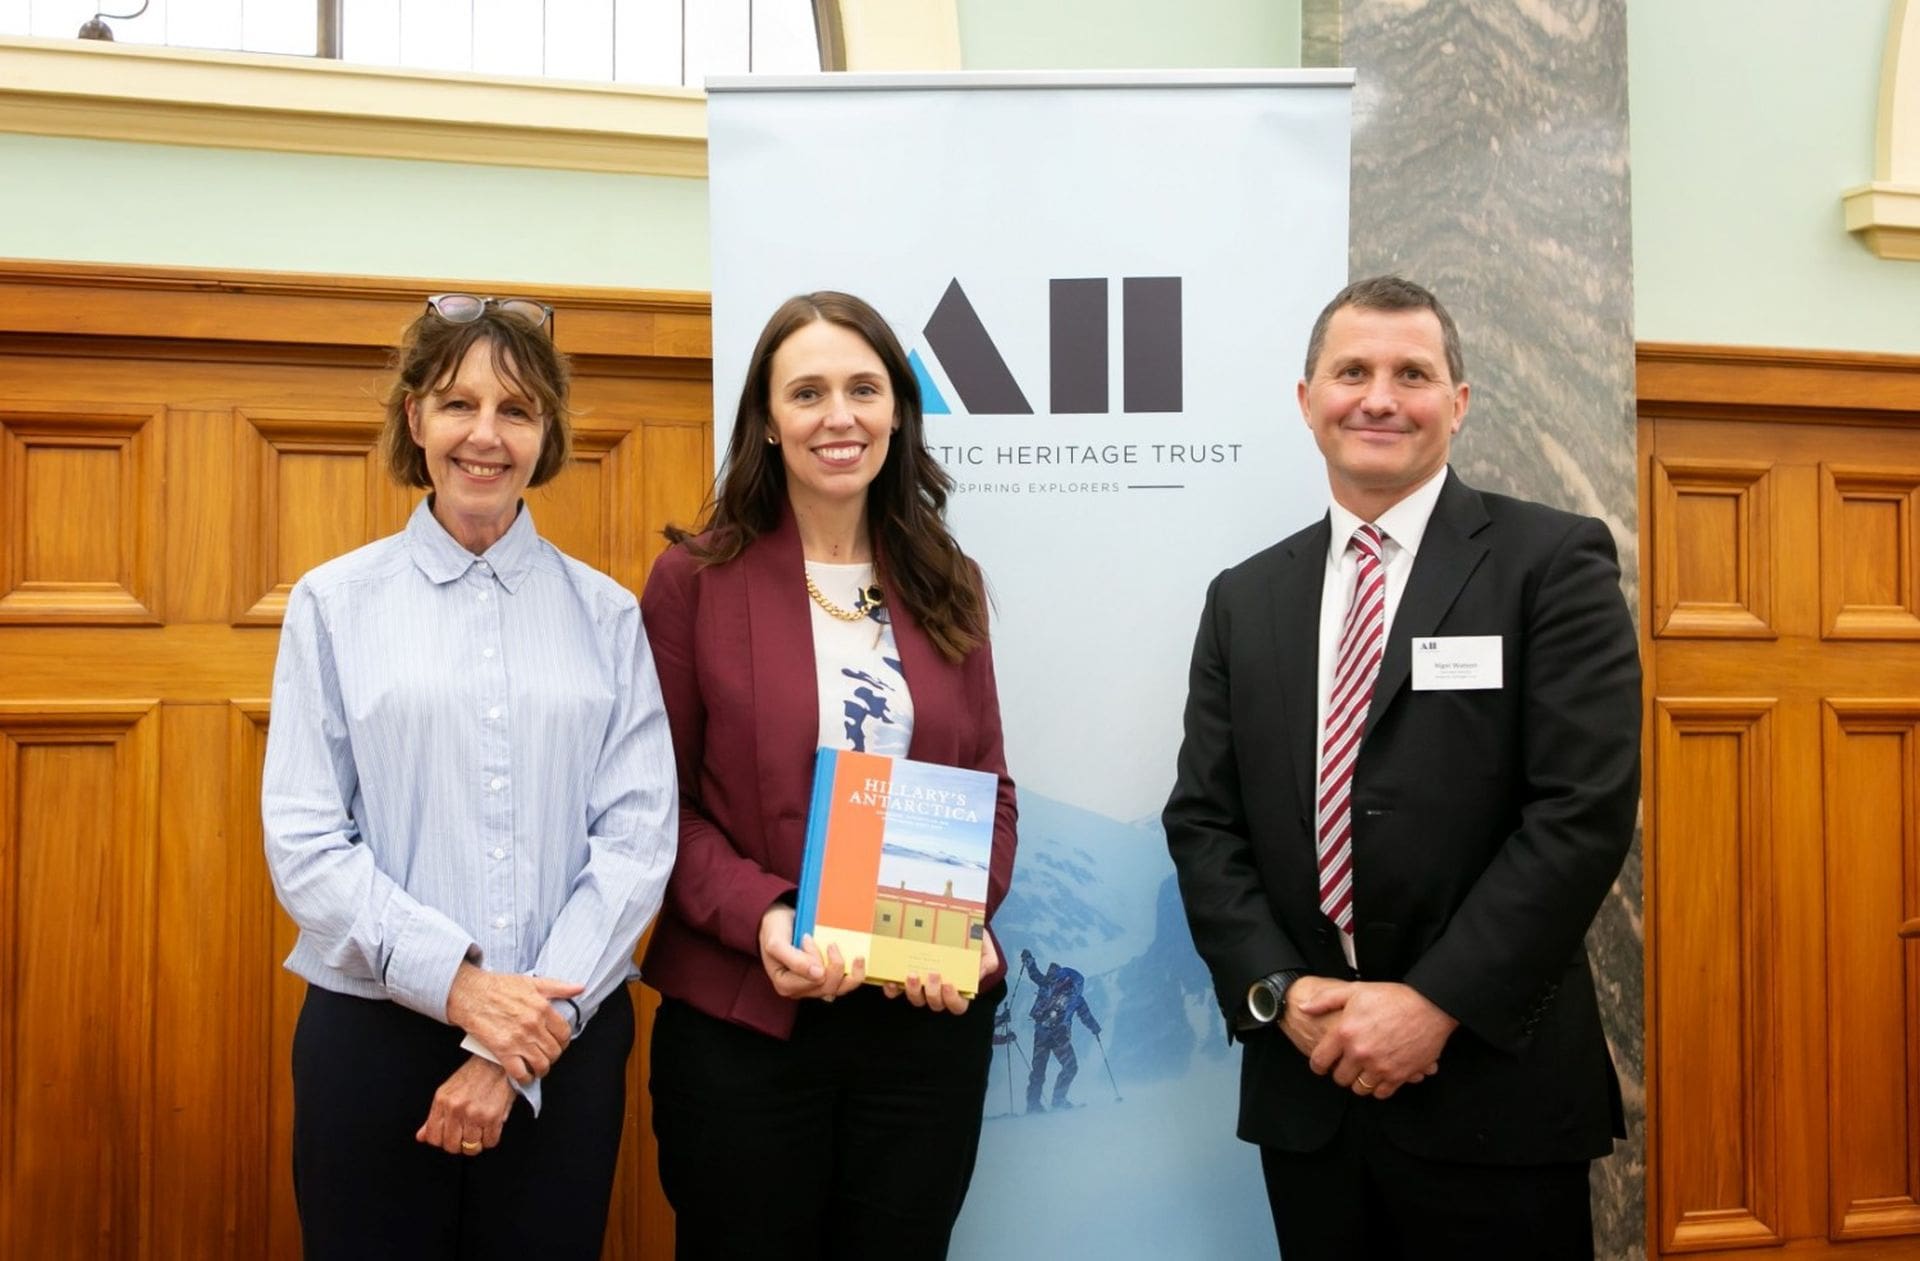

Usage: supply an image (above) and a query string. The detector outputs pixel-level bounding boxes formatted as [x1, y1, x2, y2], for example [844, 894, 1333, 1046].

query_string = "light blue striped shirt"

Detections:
[262, 499, 677, 1109]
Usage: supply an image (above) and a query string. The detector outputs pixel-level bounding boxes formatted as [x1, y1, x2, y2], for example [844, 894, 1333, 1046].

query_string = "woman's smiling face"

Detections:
[766, 318, 896, 513]
[407, 338, 547, 552]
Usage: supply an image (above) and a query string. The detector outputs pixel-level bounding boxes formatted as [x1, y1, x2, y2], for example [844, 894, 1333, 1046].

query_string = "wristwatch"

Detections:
[1247, 970, 1304, 1025]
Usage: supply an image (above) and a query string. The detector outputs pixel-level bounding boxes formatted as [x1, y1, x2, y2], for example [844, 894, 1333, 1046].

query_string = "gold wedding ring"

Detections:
[460, 1139, 482, 1153]
[1354, 1074, 1376, 1094]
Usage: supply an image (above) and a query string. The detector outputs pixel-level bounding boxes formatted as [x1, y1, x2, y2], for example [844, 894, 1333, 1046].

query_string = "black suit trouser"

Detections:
[291, 982, 633, 1261]
[1260, 1097, 1593, 1261]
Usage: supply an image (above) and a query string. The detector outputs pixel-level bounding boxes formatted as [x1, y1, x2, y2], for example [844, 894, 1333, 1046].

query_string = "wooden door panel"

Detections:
[529, 421, 629, 578]
[0, 703, 158, 1261]
[0, 262, 711, 1261]
[1821, 468, 1920, 640]
[0, 403, 165, 624]
[1823, 703, 1920, 1241]
[1651, 459, 1775, 639]
[638, 423, 712, 579]
[231, 408, 414, 626]
[1651, 700, 1782, 1251]
[1643, 345, 1920, 1260]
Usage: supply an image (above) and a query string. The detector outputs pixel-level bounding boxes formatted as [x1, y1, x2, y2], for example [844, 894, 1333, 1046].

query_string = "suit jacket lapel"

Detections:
[1365, 471, 1491, 738]
[1271, 516, 1330, 818]
[744, 505, 819, 837]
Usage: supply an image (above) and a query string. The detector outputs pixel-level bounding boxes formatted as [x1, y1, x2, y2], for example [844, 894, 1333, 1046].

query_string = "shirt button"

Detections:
[477, 590, 490, 602]
[489, 776, 505, 791]
[482, 647, 495, 660]
[493, 915, 508, 929]
[492, 847, 506, 860]
[487, 706, 502, 720]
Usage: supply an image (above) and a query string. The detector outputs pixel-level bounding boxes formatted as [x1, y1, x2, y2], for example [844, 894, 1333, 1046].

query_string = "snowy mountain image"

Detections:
[989, 792, 1223, 1083]
[878, 841, 990, 905]
[880, 841, 988, 871]
[952, 790, 1272, 1258]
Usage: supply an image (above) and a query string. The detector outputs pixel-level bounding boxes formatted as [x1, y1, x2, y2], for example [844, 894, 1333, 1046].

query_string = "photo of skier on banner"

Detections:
[1020, 948, 1104, 1113]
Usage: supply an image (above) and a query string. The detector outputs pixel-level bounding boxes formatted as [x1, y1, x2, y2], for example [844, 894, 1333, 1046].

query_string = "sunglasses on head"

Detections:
[424, 293, 556, 335]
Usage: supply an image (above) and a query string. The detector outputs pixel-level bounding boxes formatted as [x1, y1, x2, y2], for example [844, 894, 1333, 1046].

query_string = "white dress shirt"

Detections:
[262, 499, 678, 1110]
[1313, 465, 1450, 968]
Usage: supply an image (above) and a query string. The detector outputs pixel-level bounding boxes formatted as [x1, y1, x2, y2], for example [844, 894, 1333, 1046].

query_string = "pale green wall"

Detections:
[1629, 0, 1920, 352]
[956, 0, 1299, 69]
[9, 3, 1920, 357]
[0, 4, 1287, 291]
[0, 132, 710, 291]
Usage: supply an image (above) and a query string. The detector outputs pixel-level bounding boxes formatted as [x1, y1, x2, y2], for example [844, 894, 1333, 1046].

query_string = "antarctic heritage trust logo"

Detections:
[908, 278, 1244, 497]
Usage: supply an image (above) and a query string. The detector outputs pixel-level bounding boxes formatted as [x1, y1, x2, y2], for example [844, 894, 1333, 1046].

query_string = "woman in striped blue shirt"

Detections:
[261, 295, 678, 1260]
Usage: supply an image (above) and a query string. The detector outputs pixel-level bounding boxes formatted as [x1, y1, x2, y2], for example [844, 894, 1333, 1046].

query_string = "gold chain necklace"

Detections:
[805, 571, 882, 622]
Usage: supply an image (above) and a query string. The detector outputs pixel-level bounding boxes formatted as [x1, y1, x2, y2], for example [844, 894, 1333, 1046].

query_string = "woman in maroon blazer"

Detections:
[640, 291, 1017, 1259]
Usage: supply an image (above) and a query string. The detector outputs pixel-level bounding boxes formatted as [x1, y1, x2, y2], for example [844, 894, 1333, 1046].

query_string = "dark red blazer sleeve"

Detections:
[640, 545, 795, 958]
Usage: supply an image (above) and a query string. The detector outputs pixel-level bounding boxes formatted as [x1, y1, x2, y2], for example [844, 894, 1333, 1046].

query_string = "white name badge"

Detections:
[1411, 635, 1503, 690]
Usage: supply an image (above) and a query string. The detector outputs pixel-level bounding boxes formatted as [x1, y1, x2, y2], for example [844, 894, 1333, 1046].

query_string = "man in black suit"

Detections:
[1164, 276, 1639, 1259]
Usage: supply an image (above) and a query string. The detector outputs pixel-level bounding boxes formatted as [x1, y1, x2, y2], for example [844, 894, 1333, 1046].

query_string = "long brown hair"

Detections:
[667, 291, 987, 662]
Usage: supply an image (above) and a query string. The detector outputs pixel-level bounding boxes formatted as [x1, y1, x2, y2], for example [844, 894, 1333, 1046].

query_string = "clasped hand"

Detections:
[445, 962, 582, 1085]
[415, 1054, 513, 1155]
[1284, 977, 1455, 1101]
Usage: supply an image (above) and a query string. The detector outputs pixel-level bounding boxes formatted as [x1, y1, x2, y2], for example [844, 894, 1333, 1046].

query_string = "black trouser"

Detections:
[649, 982, 1000, 1261]
[1260, 1099, 1594, 1260]
[291, 983, 633, 1261]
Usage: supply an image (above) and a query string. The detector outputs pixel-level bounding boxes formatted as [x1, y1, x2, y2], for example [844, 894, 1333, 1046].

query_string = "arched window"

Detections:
[1, 0, 822, 86]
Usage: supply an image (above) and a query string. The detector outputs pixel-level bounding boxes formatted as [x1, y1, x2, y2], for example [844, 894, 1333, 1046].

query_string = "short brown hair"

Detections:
[1302, 275, 1466, 384]
[380, 306, 573, 489]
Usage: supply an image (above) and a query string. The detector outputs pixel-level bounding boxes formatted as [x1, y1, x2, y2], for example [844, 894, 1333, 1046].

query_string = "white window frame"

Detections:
[0, 34, 707, 177]
[0, 3, 959, 178]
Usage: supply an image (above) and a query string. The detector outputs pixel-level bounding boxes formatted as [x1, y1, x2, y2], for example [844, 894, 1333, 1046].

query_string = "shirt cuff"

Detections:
[384, 906, 476, 1021]
[459, 1033, 544, 1116]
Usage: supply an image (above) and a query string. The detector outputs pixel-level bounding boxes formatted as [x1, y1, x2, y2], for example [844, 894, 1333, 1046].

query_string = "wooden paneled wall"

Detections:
[0, 260, 711, 1259]
[1640, 345, 1920, 1260]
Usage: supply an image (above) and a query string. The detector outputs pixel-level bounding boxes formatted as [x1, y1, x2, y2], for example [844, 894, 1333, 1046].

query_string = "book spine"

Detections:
[791, 746, 839, 948]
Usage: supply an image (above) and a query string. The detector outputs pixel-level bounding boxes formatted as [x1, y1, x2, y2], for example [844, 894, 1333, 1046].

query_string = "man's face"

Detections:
[1298, 305, 1469, 516]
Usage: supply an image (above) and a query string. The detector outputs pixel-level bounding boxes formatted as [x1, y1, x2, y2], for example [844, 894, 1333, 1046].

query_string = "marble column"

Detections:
[1329, 2, 1644, 1257]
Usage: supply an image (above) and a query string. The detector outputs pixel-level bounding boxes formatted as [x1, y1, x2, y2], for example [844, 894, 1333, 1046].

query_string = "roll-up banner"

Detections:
[706, 70, 1352, 1256]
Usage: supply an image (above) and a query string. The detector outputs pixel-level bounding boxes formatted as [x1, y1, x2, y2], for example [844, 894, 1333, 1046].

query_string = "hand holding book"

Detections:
[793, 749, 999, 999]
[758, 902, 867, 1002]
[880, 932, 999, 1016]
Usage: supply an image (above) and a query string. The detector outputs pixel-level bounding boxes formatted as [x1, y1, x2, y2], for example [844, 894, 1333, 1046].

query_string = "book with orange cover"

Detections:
[793, 747, 995, 996]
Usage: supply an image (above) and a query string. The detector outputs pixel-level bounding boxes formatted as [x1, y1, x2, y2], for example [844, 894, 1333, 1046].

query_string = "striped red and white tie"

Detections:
[1316, 524, 1386, 935]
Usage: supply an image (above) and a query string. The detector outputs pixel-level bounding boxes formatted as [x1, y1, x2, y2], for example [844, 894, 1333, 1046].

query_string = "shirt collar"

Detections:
[1326, 464, 1451, 563]
[404, 497, 540, 593]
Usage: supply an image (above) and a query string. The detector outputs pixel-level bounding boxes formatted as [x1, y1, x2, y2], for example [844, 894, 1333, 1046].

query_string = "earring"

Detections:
[766, 433, 778, 445]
